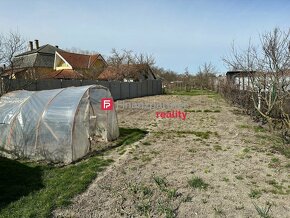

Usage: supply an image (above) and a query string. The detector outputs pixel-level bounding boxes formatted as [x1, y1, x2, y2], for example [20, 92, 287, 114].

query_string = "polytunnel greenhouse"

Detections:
[0, 85, 119, 163]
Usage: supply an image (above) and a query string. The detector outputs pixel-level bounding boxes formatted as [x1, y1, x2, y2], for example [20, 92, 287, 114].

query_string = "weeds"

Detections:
[158, 202, 175, 218]
[253, 202, 273, 218]
[167, 188, 178, 199]
[272, 144, 290, 158]
[235, 175, 244, 180]
[222, 177, 229, 182]
[136, 201, 151, 216]
[213, 205, 225, 216]
[142, 141, 151, 146]
[249, 189, 262, 198]
[153, 176, 167, 190]
[188, 176, 208, 190]
[214, 145, 222, 151]
[268, 157, 281, 168]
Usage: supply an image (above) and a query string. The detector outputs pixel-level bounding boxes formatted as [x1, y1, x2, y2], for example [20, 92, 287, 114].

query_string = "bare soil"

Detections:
[54, 94, 290, 218]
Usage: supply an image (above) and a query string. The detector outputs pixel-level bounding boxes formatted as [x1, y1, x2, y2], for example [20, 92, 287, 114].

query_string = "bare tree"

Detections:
[194, 62, 217, 90]
[0, 31, 26, 96]
[223, 27, 290, 132]
[0, 35, 4, 64]
[134, 53, 155, 67]
[0, 31, 26, 77]
[107, 48, 155, 67]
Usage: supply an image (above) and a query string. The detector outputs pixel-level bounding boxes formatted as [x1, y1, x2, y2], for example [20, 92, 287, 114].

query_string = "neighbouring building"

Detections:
[42, 69, 84, 80]
[53, 51, 107, 79]
[98, 64, 156, 82]
[3, 40, 64, 79]
[226, 70, 255, 90]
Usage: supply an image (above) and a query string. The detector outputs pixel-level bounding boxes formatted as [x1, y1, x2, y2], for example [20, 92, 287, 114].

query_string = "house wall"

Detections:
[15, 67, 54, 80]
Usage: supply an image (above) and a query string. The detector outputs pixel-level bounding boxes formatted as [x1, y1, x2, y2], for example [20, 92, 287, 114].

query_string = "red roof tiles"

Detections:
[58, 51, 105, 69]
[43, 69, 84, 79]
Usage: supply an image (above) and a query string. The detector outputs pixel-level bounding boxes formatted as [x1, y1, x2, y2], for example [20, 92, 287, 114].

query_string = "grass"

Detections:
[0, 156, 113, 218]
[142, 141, 151, 146]
[165, 89, 217, 97]
[167, 188, 178, 199]
[235, 175, 244, 180]
[136, 201, 151, 216]
[272, 144, 290, 158]
[213, 145, 222, 151]
[265, 179, 288, 195]
[188, 176, 208, 190]
[238, 124, 266, 133]
[268, 157, 281, 168]
[222, 177, 229, 182]
[154, 130, 218, 140]
[158, 202, 175, 218]
[0, 127, 146, 218]
[271, 157, 279, 163]
[153, 176, 168, 190]
[213, 206, 225, 216]
[185, 109, 221, 113]
[117, 128, 148, 147]
[249, 189, 262, 199]
[178, 130, 217, 139]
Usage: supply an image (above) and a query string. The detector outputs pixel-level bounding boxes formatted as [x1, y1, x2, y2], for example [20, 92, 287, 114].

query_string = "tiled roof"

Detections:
[16, 44, 64, 57]
[98, 64, 154, 81]
[57, 51, 105, 69]
[12, 44, 63, 68]
[43, 69, 84, 79]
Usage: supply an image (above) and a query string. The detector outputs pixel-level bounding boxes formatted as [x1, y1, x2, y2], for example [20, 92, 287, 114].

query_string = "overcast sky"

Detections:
[1, 0, 289, 74]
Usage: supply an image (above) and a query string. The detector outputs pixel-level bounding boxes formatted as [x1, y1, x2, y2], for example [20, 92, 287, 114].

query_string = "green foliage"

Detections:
[188, 177, 208, 189]
[166, 89, 217, 97]
[0, 156, 113, 218]
[249, 189, 262, 198]
[0, 127, 146, 218]
[153, 176, 168, 190]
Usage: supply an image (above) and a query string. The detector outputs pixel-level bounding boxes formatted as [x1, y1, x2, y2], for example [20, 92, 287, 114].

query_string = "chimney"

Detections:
[29, 41, 33, 51]
[55, 45, 59, 48]
[35, 39, 39, 49]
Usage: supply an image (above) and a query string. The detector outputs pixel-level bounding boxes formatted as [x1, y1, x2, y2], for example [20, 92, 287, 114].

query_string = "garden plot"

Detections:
[55, 94, 290, 218]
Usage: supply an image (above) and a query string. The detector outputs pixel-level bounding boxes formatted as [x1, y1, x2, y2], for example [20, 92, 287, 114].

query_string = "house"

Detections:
[4, 40, 64, 79]
[226, 70, 256, 90]
[53, 51, 107, 79]
[42, 69, 84, 80]
[98, 64, 156, 82]
[226, 70, 290, 91]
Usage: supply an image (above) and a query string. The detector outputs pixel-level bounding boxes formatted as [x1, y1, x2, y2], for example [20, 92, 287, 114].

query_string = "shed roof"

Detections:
[98, 64, 155, 81]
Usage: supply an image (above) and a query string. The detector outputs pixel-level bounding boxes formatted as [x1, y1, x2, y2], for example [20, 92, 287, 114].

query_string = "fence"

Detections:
[0, 79, 162, 100]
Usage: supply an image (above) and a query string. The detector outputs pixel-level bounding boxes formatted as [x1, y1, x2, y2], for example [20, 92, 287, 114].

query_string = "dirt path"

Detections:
[54, 95, 290, 218]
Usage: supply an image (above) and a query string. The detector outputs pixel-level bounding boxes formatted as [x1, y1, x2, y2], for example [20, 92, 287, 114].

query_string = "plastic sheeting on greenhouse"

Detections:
[0, 85, 119, 163]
